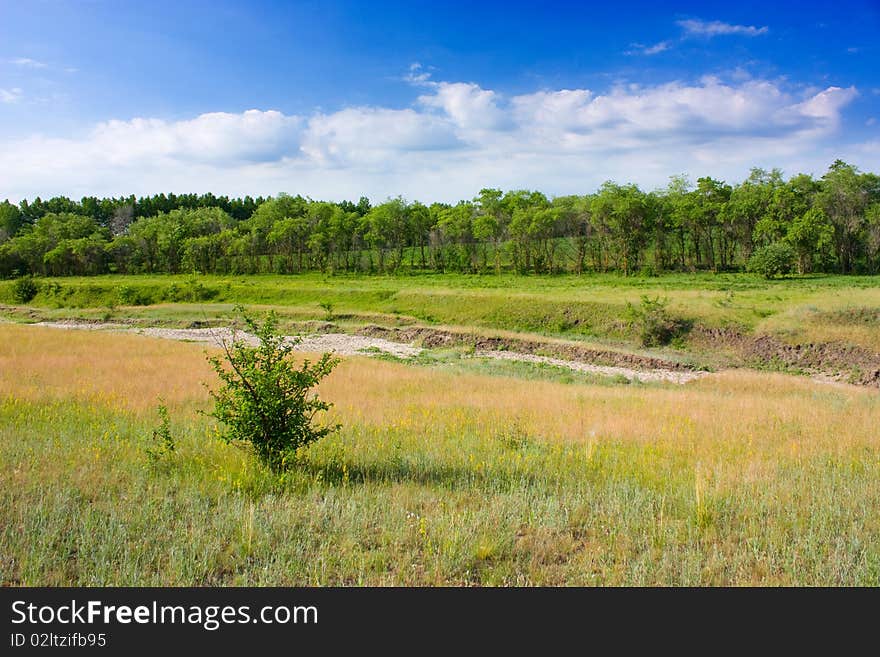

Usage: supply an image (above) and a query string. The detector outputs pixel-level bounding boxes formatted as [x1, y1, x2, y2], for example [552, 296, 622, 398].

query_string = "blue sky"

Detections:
[1, 0, 878, 202]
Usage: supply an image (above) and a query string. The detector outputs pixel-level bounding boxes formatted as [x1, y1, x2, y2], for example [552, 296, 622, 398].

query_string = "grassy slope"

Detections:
[2, 324, 879, 585]
[2, 272, 880, 354]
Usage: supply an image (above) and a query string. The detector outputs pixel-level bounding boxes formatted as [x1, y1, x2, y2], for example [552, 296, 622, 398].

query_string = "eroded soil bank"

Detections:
[691, 326, 880, 386]
[359, 324, 880, 388]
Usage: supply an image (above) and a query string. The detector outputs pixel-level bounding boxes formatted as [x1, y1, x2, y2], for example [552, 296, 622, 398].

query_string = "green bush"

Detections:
[627, 295, 690, 347]
[165, 278, 218, 303]
[118, 285, 154, 306]
[748, 242, 796, 279]
[11, 276, 39, 304]
[145, 402, 176, 463]
[206, 308, 341, 471]
[319, 301, 335, 320]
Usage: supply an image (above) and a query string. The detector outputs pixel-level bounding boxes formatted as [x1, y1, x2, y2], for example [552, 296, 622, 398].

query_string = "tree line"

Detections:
[1, 160, 879, 278]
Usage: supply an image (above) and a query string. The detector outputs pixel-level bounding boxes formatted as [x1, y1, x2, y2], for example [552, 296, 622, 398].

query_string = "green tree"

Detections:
[553, 195, 592, 274]
[664, 175, 695, 270]
[437, 202, 476, 272]
[817, 160, 870, 273]
[362, 198, 410, 272]
[249, 194, 308, 272]
[866, 202, 880, 273]
[473, 188, 508, 274]
[593, 182, 648, 276]
[408, 201, 434, 270]
[0, 201, 24, 241]
[693, 176, 732, 270]
[206, 309, 340, 471]
[785, 208, 833, 274]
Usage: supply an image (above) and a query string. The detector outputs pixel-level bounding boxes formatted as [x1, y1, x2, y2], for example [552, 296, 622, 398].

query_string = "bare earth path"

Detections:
[27, 320, 706, 385]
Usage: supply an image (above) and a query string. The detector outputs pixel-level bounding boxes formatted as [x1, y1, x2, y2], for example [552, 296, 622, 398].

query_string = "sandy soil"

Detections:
[32, 321, 422, 358]
[475, 349, 707, 384]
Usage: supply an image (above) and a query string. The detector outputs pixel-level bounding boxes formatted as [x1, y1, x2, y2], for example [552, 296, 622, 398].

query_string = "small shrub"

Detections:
[164, 278, 217, 303]
[118, 285, 138, 305]
[164, 283, 182, 301]
[145, 402, 176, 462]
[11, 276, 38, 304]
[184, 277, 218, 302]
[118, 285, 154, 306]
[627, 295, 690, 347]
[748, 242, 796, 279]
[206, 307, 341, 471]
[319, 301, 335, 320]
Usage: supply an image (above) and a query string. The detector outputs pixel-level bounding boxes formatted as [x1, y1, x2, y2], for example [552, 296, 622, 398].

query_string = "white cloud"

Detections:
[9, 57, 47, 68]
[625, 41, 671, 56]
[404, 62, 431, 84]
[302, 107, 461, 166]
[677, 19, 769, 37]
[418, 81, 509, 132]
[90, 110, 303, 164]
[0, 87, 23, 103]
[0, 75, 871, 203]
[408, 67, 510, 133]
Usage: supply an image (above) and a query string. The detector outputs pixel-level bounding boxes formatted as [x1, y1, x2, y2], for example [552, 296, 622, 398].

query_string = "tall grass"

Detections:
[1, 325, 879, 585]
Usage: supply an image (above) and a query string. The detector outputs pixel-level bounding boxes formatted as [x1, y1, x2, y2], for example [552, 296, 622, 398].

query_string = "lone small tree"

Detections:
[748, 242, 796, 279]
[206, 308, 340, 471]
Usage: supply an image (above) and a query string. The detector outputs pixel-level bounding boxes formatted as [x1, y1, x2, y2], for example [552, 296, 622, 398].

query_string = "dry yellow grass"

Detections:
[2, 324, 877, 466]
[0, 325, 215, 412]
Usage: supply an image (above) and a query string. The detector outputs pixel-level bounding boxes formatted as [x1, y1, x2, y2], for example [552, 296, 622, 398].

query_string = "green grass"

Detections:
[2, 396, 878, 586]
[3, 271, 880, 349]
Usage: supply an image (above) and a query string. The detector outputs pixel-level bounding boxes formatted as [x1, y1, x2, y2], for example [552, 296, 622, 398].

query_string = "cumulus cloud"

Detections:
[418, 82, 511, 132]
[90, 110, 303, 164]
[408, 66, 510, 133]
[302, 107, 461, 166]
[677, 19, 769, 38]
[0, 74, 870, 202]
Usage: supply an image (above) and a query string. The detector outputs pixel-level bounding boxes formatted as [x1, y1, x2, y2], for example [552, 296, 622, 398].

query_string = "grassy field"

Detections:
[4, 272, 880, 352]
[2, 318, 879, 585]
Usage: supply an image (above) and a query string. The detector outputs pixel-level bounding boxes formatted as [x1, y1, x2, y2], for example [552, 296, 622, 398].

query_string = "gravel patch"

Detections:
[295, 333, 421, 358]
[475, 349, 707, 384]
[32, 322, 420, 357]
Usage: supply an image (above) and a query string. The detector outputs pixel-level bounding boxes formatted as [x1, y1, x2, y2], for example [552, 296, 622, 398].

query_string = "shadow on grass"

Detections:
[296, 458, 543, 491]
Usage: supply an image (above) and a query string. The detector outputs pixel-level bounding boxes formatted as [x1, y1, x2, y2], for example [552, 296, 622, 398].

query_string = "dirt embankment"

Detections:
[691, 326, 880, 386]
[358, 325, 696, 372]
[361, 323, 880, 388]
